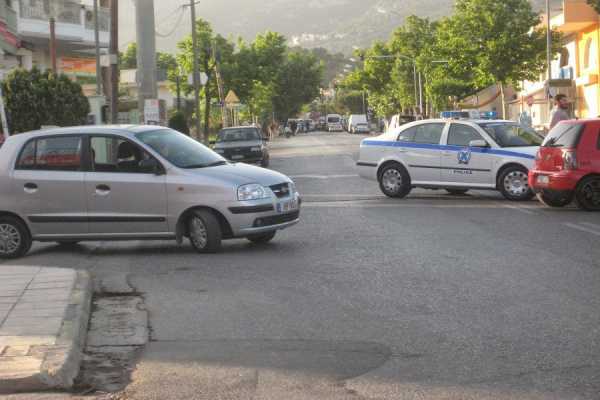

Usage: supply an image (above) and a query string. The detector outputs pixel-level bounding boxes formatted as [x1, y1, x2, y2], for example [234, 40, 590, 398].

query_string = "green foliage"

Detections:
[173, 23, 322, 130]
[587, 0, 600, 14]
[2, 68, 90, 134]
[120, 43, 138, 69]
[168, 111, 189, 135]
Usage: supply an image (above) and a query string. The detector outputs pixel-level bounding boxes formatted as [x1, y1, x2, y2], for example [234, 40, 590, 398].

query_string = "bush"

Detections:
[168, 111, 190, 135]
[2, 68, 90, 134]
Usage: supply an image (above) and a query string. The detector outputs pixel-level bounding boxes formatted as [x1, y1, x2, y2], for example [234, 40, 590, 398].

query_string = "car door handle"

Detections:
[95, 184, 111, 196]
[24, 183, 38, 193]
[396, 148, 407, 153]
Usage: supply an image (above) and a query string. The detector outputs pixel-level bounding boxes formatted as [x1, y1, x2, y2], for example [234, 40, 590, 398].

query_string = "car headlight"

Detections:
[289, 182, 298, 194]
[250, 146, 262, 152]
[238, 184, 271, 201]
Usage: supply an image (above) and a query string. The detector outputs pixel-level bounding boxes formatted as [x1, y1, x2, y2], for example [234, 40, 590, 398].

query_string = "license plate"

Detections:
[537, 175, 549, 185]
[276, 198, 298, 213]
[231, 155, 244, 160]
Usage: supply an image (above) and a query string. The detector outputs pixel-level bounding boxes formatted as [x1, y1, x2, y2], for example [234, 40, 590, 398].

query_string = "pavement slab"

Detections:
[0, 267, 92, 394]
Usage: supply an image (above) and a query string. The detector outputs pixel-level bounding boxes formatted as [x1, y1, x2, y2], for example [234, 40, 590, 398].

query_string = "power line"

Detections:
[155, 6, 186, 38]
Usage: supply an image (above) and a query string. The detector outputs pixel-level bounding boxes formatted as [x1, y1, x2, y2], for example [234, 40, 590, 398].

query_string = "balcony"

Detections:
[551, 0, 598, 33]
[18, 1, 109, 48]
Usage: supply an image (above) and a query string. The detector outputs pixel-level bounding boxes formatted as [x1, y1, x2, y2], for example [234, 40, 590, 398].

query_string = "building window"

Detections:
[559, 48, 569, 68]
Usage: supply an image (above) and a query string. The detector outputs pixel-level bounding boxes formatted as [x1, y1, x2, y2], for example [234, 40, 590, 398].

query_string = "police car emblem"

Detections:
[457, 149, 471, 165]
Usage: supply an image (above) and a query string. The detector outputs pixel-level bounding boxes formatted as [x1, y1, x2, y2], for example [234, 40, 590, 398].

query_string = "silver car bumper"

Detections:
[225, 193, 301, 237]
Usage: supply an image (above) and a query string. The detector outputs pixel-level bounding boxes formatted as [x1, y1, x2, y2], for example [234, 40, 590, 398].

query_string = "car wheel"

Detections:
[536, 190, 573, 208]
[575, 176, 600, 211]
[0, 216, 31, 259]
[445, 188, 469, 196]
[188, 210, 222, 253]
[378, 163, 412, 199]
[498, 166, 534, 201]
[247, 231, 276, 244]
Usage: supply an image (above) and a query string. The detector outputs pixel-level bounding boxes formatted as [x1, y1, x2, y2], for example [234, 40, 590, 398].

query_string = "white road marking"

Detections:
[564, 223, 600, 236]
[303, 201, 541, 210]
[580, 222, 600, 230]
[499, 203, 538, 215]
[290, 174, 359, 180]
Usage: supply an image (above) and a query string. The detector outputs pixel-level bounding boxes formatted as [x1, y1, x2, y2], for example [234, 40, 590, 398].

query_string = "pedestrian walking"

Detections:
[549, 94, 570, 130]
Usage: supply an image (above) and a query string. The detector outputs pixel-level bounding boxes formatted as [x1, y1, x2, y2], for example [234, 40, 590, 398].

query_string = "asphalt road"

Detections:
[4, 132, 600, 400]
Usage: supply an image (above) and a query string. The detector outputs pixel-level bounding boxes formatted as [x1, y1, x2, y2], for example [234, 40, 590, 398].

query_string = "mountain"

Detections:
[120, 0, 562, 55]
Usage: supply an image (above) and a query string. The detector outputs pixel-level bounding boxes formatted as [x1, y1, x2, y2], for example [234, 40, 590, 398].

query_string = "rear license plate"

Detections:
[231, 155, 244, 160]
[276, 198, 298, 213]
[537, 175, 549, 185]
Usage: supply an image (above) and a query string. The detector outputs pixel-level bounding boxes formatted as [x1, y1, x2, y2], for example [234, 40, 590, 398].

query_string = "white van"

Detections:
[348, 114, 367, 133]
[326, 114, 343, 132]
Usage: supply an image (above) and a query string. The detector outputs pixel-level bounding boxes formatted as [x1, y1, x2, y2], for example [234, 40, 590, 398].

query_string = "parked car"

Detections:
[348, 114, 368, 133]
[529, 119, 600, 210]
[357, 119, 543, 200]
[327, 114, 343, 132]
[213, 126, 270, 167]
[0, 126, 301, 258]
[387, 115, 417, 132]
[353, 123, 371, 134]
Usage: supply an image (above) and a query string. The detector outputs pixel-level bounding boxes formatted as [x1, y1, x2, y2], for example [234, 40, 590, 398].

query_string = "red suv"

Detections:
[529, 119, 600, 211]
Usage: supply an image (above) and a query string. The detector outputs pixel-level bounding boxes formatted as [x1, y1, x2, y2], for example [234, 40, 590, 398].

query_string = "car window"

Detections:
[136, 128, 226, 169]
[597, 131, 600, 150]
[448, 124, 484, 146]
[217, 128, 261, 142]
[481, 123, 543, 147]
[397, 126, 416, 142]
[413, 123, 444, 144]
[17, 136, 82, 171]
[90, 136, 156, 173]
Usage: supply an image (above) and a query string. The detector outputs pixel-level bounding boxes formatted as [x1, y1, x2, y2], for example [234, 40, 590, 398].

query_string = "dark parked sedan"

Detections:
[213, 126, 270, 167]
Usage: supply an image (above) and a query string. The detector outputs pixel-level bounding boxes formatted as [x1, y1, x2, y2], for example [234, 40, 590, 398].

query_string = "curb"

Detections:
[0, 270, 92, 393]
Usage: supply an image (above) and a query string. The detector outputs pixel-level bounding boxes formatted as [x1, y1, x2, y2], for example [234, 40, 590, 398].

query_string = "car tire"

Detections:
[498, 166, 534, 201]
[574, 176, 600, 211]
[445, 188, 469, 196]
[188, 210, 222, 253]
[0, 216, 31, 259]
[379, 163, 412, 199]
[536, 190, 573, 208]
[247, 231, 276, 244]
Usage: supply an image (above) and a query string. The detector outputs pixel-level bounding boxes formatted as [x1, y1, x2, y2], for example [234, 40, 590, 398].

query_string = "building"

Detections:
[16, 0, 110, 80]
[511, 0, 600, 130]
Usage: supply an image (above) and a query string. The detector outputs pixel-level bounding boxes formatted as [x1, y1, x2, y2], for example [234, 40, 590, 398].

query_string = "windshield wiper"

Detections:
[182, 161, 227, 169]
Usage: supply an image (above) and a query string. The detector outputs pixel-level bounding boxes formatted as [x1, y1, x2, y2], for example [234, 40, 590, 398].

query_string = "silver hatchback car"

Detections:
[0, 126, 301, 258]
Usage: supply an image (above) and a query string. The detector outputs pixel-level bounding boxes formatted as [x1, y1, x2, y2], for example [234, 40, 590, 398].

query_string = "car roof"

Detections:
[220, 126, 258, 130]
[14, 125, 166, 139]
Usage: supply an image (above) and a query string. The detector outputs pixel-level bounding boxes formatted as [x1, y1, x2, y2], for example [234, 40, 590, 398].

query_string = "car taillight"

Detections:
[562, 150, 578, 170]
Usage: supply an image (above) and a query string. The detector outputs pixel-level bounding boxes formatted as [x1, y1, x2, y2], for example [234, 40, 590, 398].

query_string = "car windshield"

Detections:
[328, 117, 340, 123]
[478, 123, 543, 147]
[136, 129, 226, 169]
[217, 128, 261, 142]
[542, 122, 584, 148]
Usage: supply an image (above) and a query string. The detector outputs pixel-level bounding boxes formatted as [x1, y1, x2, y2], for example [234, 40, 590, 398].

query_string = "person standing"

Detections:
[549, 94, 571, 130]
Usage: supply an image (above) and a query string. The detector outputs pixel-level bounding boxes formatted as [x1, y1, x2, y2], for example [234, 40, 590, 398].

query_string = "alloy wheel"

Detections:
[189, 216, 208, 250]
[0, 224, 21, 256]
[382, 169, 402, 194]
[503, 170, 529, 197]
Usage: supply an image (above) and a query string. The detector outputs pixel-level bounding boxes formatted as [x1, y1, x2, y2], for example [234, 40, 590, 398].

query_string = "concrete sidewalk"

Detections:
[0, 266, 92, 394]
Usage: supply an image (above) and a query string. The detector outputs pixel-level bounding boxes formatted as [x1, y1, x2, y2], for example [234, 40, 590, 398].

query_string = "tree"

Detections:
[2, 68, 90, 134]
[168, 111, 189, 135]
[120, 43, 138, 69]
[587, 0, 600, 13]
[439, 0, 557, 117]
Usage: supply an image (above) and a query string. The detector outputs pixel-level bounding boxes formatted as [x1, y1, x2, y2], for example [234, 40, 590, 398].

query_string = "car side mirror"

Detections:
[139, 158, 164, 175]
[469, 139, 489, 148]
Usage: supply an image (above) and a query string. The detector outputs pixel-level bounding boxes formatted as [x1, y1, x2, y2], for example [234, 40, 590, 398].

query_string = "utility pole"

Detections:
[418, 72, 423, 116]
[49, 17, 57, 73]
[189, 0, 202, 140]
[93, 0, 102, 95]
[135, 0, 158, 123]
[109, 0, 119, 124]
[213, 40, 227, 130]
[546, 0, 552, 103]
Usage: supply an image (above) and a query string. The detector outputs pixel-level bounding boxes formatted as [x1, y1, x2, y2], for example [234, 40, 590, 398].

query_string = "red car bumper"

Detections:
[528, 169, 583, 192]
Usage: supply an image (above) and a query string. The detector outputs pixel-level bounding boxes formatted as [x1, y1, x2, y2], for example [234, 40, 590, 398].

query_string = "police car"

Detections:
[356, 119, 544, 201]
